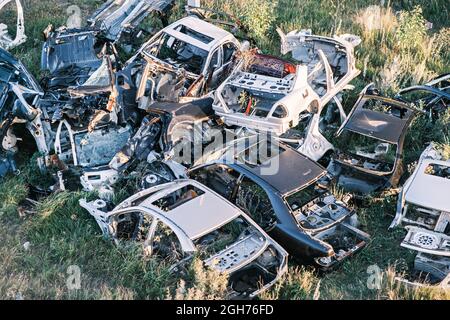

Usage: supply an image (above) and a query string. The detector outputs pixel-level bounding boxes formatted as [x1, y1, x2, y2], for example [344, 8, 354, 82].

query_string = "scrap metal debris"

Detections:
[0, 48, 45, 178]
[212, 28, 361, 161]
[0, 0, 26, 50]
[396, 73, 449, 119]
[128, 16, 243, 107]
[188, 138, 370, 269]
[88, 0, 174, 44]
[0, 0, 448, 300]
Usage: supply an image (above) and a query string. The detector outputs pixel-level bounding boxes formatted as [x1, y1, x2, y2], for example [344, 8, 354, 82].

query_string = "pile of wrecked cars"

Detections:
[0, 0, 448, 298]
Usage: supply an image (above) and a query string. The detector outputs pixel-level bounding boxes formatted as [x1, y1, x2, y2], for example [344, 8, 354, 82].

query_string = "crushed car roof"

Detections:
[404, 159, 450, 212]
[239, 146, 327, 195]
[342, 96, 414, 144]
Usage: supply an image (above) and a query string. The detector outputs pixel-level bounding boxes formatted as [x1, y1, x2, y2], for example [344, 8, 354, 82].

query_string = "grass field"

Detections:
[0, 0, 449, 300]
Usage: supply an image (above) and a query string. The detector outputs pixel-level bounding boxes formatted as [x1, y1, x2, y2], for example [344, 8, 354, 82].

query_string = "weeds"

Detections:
[168, 258, 229, 300]
[260, 266, 321, 300]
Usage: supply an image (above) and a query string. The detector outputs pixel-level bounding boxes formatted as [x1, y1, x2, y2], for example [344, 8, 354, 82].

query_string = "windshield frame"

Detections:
[337, 127, 399, 175]
[283, 180, 325, 213]
[148, 31, 210, 75]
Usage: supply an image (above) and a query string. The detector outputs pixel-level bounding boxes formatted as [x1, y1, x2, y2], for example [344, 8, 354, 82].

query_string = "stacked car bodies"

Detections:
[0, 0, 448, 298]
